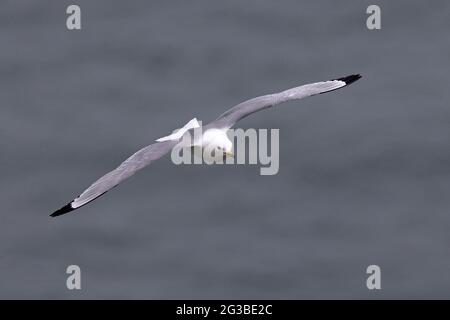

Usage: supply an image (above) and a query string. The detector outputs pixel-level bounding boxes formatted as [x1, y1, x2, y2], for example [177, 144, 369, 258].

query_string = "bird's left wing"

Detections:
[51, 139, 178, 217]
[210, 74, 361, 129]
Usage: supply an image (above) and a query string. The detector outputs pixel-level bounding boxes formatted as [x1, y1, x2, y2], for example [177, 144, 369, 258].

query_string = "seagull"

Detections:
[51, 74, 361, 217]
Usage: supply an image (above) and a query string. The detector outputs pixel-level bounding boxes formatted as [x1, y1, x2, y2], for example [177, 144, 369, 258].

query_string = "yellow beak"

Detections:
[224, 151, 234, 158]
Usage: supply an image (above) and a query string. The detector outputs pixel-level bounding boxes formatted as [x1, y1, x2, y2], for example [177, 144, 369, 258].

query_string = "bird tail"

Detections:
[156, 118, 200, 142]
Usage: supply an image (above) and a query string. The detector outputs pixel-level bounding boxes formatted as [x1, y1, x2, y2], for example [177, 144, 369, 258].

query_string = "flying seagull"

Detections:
[51, 74, 361, 217]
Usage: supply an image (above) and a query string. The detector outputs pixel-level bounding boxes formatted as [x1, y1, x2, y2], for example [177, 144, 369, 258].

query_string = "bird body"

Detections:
[199, 128, 234, 159]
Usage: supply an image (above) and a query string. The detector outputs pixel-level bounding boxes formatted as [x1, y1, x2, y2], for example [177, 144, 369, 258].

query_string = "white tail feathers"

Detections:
[156, 118, 200, 142]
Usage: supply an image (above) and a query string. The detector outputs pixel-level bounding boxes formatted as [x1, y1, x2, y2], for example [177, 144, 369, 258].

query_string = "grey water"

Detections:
[1, 0, 450, 299]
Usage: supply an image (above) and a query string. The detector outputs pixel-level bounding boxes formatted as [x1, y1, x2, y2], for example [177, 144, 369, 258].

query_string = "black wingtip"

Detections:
[336, 74, 362, 85]
[50, 203, 75, 217]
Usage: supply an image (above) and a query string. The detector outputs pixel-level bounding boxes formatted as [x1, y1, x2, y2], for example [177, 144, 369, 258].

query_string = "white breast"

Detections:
[201, 129, 229, 147]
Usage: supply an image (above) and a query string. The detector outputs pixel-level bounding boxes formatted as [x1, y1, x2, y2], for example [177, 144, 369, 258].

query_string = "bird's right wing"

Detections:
[210, 74, 361, 129]
[51, 139, 178, 217]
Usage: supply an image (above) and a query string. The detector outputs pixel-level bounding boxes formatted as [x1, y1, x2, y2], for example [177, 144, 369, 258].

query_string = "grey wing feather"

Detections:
[210, 74, 361, 129]
[51, 139, 178, 216]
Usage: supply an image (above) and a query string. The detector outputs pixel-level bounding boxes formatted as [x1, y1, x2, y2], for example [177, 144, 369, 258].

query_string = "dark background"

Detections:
[1, 0, 449, 299]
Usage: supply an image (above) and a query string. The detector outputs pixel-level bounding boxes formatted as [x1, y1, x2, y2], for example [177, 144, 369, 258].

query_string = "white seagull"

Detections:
[51, 74, 361, 217]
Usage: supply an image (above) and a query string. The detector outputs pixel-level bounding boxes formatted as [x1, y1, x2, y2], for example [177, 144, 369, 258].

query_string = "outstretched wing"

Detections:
[51, 140, 178, 217]
[210, 74, 361, 129]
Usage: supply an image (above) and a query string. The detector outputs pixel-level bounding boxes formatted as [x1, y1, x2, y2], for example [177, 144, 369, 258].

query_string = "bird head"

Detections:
[217, 139, 234, 158]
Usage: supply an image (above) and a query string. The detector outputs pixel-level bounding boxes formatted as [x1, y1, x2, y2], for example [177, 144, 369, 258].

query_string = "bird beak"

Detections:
[224, 151, 234, 158]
